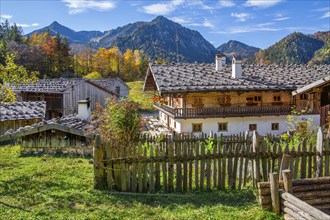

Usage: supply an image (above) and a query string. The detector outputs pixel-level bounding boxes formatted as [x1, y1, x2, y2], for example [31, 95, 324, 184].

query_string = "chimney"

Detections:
[232, 56, 242, 79]
[215, 54, 226, 71]
[78, 98, 91, 120]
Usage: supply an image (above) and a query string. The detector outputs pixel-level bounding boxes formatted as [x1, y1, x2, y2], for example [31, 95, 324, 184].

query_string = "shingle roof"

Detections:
[88, 78, 126, 95]
[9, 78, 82, 93]
[8, 78, 127, 95]
[2, 115, 96, 137]
[0, 101, 46, 121]
[148, 63, 330, 94]
[293, 76, 330, 96]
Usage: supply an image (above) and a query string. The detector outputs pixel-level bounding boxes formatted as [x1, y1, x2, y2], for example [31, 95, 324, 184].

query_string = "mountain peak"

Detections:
[217, 40, 260, 60]
[49, 21, 64, 28]
[152, 15, 172, 23]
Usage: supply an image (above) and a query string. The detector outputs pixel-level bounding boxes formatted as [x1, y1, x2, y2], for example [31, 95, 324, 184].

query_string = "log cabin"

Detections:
[0, 101, 46, 135]
[144, 55, 330, 135]
[7, 78, 129, 119]
[293, 76, 330, 129]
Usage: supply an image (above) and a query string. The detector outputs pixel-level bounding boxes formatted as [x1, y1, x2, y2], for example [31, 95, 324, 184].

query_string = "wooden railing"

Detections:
[154, 103, 293, 118]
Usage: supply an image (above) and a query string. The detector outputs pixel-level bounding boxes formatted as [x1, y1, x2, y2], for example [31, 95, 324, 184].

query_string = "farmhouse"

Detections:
[293, 75, 330, 128]
[144, 55, 330, 135]
[0, 101, 46, 135]
[7, 78, 129, 119]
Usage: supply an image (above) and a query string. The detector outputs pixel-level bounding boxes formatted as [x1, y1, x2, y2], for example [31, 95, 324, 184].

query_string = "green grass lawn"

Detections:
[0, 146, 281, 219]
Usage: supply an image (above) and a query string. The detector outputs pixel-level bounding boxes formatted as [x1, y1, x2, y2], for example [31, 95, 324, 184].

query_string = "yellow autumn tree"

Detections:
[0, 54, 39, 102]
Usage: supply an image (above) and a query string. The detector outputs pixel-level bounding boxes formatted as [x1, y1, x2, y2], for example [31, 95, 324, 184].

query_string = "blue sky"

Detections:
[1, 0, 329, 49]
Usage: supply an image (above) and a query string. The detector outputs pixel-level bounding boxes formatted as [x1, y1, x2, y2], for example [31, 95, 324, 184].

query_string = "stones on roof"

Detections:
[9, 78, 82, 93]
[3, 115, 97, 136]
[8, 78, 126, 95]
[149, 63, 330, 93]
[89, 78, 128, 95]
[0, 101, 46, 121]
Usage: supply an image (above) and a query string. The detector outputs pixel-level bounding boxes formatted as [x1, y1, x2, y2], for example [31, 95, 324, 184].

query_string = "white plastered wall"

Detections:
[161, 114, 320, 136]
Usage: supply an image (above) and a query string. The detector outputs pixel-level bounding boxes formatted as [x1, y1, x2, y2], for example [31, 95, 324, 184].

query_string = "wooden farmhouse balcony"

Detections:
[154, 103, 294, 119]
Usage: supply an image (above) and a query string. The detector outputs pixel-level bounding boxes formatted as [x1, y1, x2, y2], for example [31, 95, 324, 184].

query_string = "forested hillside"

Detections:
[0, 21, 148, 81]
[255, 32, 329, 64]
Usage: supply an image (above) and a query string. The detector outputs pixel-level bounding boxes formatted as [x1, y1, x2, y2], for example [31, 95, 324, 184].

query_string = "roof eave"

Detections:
[292, 76, 330, 96]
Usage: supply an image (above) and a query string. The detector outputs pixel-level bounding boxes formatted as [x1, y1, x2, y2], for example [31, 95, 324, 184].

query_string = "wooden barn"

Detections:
[0, 101, 46, 135]
[7, 78, 129, 119]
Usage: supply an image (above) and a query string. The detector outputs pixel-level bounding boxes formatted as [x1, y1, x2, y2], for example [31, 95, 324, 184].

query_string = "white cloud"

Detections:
[274, 17, 289, 21]
[187, 19, 215, 28]
[171, 16, 191, 24]
[312, 7, 329, 12]
[202, 19, 214, 28]
[321, 11, 330, 19]
[231, 12, 251, 22]
[245, 0, 282, 8]
[16, 23, 40, 28]
[1, 14, 13, 20]
[213, 23, 280, 34]
[142, 0, 184, 15]
[188, 0, 214, 10]
[219, 0, 235, 8]
[62, 0, 116, 14]
[257, 22, 274, 27]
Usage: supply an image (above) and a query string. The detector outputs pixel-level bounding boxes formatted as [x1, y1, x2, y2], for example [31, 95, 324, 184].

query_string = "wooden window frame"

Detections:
[249, 124, 257, 131]
[273, 95, 281, 102]
[193, 97, 203, 108]
[271, 123, 279, 131]
[254, 96, 262, 102]
[272, 95, 283, 106]
[218, 95, 231, 107]
[218, 122, 228, 132]
[300, 94, 308, 100]
[192, 123, 202, 132]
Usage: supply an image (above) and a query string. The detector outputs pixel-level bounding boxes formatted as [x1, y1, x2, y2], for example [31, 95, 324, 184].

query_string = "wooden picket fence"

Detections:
[93, 129, 330, 192]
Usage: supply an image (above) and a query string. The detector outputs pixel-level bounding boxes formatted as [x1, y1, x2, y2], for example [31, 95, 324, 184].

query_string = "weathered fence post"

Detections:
[282, 169, 292, 193]
[316, 127, 323, 178]
[269, 172, 280, 215]
[253, 131, 260, 187]
[279, 154, 291, 181]
[94, 134, 106, 189]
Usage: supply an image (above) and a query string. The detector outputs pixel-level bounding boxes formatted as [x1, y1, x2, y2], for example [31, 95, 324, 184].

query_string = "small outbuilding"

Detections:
[0, 99, 97, 155]
[0, 101, 46, 135]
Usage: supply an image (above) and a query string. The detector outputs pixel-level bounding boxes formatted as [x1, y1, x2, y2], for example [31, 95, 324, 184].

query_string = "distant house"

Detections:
[144, 55, 330, 135]
[293, 76, 330, 128]
[0, 99, 96, 152]
[0, 101, 46, 135]
[7, 78, 129, 119]
[89, 78, 130, 98]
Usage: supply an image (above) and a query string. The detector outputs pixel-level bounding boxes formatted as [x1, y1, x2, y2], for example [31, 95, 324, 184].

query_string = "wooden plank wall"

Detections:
[0, 119, 41, 135]
[63, 81, 116, 115]
[93, 132, 330, 192]
[184, 91, 292, 108]
[19, 129, 92, 155]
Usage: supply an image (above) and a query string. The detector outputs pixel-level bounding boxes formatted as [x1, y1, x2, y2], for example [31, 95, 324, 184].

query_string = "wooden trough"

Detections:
[258, 170, 330, 220]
